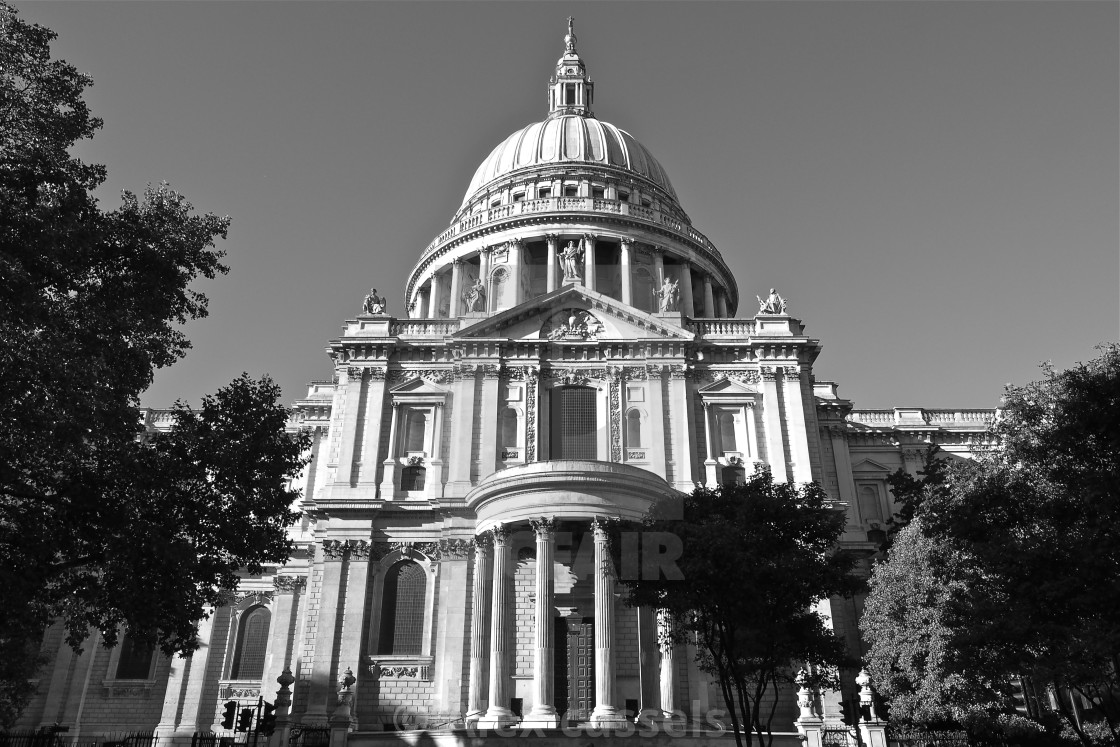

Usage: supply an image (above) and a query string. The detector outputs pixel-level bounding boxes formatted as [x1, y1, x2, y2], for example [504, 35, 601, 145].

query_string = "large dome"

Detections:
[461, 115, 679, 208]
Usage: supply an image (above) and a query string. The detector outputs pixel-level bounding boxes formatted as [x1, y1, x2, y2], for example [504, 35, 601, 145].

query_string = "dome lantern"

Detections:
[548, 17, 594, 118]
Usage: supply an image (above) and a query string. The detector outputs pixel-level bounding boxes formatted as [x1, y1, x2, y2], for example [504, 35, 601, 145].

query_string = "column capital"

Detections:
[452, 257, 463, 266]
[530, 517, 557, 538]
[590, 516, 614, 541]
[489, 524, 513, 545]
[620, 236, 633, 247]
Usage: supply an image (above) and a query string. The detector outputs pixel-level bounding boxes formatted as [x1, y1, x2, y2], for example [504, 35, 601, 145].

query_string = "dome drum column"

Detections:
[619, 238, 633, 306]
[678, 260, 695, 317]
[428, 272, 443, 318]
[449, 259, 463, 317]
[583, 234, 596, 292]
[703, 275, 715, 318]
[546, 235, 558, 293]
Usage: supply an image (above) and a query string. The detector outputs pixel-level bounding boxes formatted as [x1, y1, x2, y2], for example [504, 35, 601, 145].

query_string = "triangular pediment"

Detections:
[851, 458, 893, 475]
[388, 376, 449, 396]
[455, 286, 695, 341]
[697, 377, 759, 396]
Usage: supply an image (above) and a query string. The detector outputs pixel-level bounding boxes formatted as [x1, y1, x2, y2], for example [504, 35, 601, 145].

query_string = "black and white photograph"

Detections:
[2, 3, 1117, 747]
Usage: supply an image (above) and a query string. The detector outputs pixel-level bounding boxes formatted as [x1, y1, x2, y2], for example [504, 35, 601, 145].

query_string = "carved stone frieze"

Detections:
[454, 363, 478, 380]
[542, 367, 607, 386]
[541, 308, 604, 341]
[525, 369, 537, 462]
[699, 369, 762, 384]
[370, 664, 431, 681]
[387, 369, 452, 385]
[609, 379, 621, 462]
[370, 539, 468, 561]
[273, 575, 308, 593]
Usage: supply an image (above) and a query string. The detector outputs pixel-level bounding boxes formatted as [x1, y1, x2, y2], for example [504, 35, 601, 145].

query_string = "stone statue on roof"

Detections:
[362, 288, 386, 315]
[756, 288, 787, 315]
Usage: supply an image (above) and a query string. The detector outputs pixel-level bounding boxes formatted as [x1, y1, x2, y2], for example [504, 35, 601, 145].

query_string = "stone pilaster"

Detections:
[760, 367, 789, 483]
[447, 366, 478, 496]
[306, 541, 347, 718]
[526, 519, 558, 726]
[480, 526, 516, 727]
[591, 518, 624, 725]
[781, 365, 814, 484]
[466, 534, 493, 723]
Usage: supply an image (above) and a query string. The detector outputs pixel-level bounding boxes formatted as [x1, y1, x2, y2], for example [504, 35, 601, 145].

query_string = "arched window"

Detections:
[401, 465, 426, 491]
[626, 410, 643, 447]
[115, 631, 154, 680]
[405, 410, 426, 453]
[550, 386, 597, 459]
[501, 408, 519, 447]
[718, 411, 737, 453]
[378, 561, 427, 655]
[490, 267, 511, 311]
[231, 606, 271, 680]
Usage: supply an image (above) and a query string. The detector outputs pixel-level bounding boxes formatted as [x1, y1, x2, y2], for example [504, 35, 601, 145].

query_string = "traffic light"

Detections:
[259, 702, 277, 735]
[220, 701, 237, 731]
[236, 708, 254, 733]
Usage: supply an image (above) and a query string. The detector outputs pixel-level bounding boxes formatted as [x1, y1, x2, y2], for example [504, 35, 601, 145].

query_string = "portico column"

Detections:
[652, 247, 665, 286]
[466, 534, 494, 723]
[678, 261, 695, 317]
[619, 238, 633, 306]
[703, 275, 715, 317]
[591, 518, 624, 725]
[427, 272, 442, 318]
[527, 518, 559, 726]
[545, 235, 558, 292]
[449, 259, 463, 317]
[583, 234, 596, 292]
[658, 611, 681, 720]
[481, 526, 517, 727]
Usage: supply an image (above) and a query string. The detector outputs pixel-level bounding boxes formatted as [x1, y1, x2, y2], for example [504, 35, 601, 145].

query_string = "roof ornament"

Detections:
[757, 288, 788, 315]
[565, 16, 577, 52]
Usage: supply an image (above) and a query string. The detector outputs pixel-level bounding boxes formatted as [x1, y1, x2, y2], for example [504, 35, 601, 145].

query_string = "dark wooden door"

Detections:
[565, 617, 595, 723]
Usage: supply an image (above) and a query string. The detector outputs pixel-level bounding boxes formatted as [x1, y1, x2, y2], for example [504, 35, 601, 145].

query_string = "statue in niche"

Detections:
[559, 240, 583, 281]
[463, 278, 486, 312]
[362, 288, 386, 315]
[756, 288, 788, 315]
[657, 276, 679, 313]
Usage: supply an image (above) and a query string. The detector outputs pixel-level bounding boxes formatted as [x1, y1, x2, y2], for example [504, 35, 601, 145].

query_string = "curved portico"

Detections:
[467, 461, 678, 729]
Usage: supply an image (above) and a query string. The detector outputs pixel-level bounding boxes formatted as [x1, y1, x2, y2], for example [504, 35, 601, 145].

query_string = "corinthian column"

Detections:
[583, 234, 597, 292]
[591, 518, 624, 726]
[545, 234, 558, 292]
[619, 238, 633, 306]
[526, 518, 559, 726]
[480, 525, 517, 728]
[466, 534, 493, 723]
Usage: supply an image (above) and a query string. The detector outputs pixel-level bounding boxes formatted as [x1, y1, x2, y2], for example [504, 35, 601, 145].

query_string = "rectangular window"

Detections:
[618, 191, 630, 203]
[551, 386, 597, 459]
[538, 187, 551, 199]
[564, 84, 576, 105]
[115, 634, 154, 680]
[591, 187, 605, 199]
[563, 185, 578, 197]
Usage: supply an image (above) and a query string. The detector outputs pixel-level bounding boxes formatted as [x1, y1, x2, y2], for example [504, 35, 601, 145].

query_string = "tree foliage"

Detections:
[862, 345, 1120, 745]
[620, 472, 862, 747]
[0, 3, 309, 727]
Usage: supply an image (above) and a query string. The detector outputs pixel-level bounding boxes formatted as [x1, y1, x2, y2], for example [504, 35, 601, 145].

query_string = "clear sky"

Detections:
[19, 1, 1119, 410]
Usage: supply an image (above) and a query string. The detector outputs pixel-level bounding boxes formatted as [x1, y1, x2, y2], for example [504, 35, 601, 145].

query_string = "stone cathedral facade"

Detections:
[18, 23, 998, 746]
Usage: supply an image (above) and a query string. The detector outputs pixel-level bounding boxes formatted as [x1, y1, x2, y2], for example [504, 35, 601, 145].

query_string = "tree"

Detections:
[619, 471, 863, 747]
[861, 345, 1120, 745]
[860, 517, 1010, 725]
[0, 3, 309, 727]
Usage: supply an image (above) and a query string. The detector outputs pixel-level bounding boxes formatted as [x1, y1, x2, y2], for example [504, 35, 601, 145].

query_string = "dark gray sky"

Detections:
[20, 1, 1119, 410]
